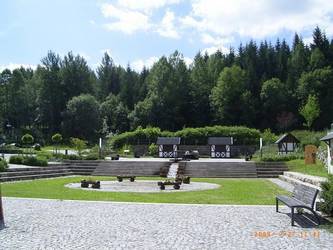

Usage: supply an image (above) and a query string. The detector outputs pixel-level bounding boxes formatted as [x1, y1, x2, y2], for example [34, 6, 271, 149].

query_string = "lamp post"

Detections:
[0, 184, 4, 229]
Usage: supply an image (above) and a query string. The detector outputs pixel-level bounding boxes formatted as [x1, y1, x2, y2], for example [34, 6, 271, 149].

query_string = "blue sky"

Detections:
[1, 0, 333, 72]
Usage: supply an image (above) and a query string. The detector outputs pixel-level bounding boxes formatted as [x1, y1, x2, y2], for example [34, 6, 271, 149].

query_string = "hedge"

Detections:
[0, 158, 8, 172]
[110, 126, 260, 149]
[9, 155, 48, 166]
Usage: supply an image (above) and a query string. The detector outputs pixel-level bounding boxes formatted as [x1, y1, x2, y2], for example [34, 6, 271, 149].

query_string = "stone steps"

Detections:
[0, 172, 69, 182]
[279, 172, 326, 189]
[256, 162, 288, 178]
[181, 161, 257, 178]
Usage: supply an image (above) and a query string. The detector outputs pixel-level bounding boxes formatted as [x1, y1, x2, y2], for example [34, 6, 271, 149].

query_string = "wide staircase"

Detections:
[255, 162, 289, 178]
[181, 161, 258, 178]
[0, 165, 70, 182]
[92, 161, 170, 176]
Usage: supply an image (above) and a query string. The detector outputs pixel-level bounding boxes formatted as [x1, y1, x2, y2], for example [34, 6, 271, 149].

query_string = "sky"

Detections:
[1, 0, 333, 72]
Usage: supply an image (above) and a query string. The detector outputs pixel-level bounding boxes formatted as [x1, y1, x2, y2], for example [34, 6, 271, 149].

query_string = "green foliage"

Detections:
[111, 126, 260, 149]
[9, 155, 47, 166]
[261, 129, 278, 145]
[63, 94, 100, 142]
[260, 153, 303, 162]
[70, 137, 87, 156]
[9, 155, 24, 164]
[320, 175, 333, 216]
[290, 130, 326, 148]
[22, 156, 48, 166]
[21, 133, 34, 145]
[210, 65, 254, 125]
[2, 27, 333, 141]
[299, 94, 320, 129]
[0, 145, 23, 154]
[148, 143, 158, 156]
[52, 133, 63, 144]
[0, 157, 8, 172]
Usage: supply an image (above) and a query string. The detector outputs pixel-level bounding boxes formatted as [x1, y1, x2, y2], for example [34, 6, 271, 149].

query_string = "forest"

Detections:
[1, 27, 333, 143]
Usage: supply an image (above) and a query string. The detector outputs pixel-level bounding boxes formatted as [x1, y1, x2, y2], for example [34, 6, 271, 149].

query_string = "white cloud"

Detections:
[183, 57, 193, 67]
[182, 0, 333, 38]
[89, 20, 96, 25]
[131, 56, 159, 71]
[0, 63, 37, 72]
[101, 3, 150, 34]
[100, 2, 182, 39]
[157, 10, 180, 39]
[79, 52, 91, 61]
[118, 0, 181, 13]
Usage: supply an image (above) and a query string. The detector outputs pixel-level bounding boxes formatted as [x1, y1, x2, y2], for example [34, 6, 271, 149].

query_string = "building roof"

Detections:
[275, 133, 300, 144]
[156, 137, 181, 145]
[320, 132, 333, 142]
[208, 137, 233, 145]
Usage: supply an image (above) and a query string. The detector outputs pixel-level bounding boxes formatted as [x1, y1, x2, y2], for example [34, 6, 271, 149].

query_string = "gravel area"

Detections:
[1, 198, 332, 249]
[65, 180, 220, 193]
[269, 178, 295, 192]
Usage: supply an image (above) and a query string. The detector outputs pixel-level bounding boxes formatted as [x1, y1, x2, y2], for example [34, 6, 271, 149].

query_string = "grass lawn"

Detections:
[1, 176, 289, 205]
[286, 159, 329, 178]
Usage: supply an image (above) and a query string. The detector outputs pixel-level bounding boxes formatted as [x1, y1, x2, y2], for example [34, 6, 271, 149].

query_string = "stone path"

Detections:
[1, 198, 332, 249]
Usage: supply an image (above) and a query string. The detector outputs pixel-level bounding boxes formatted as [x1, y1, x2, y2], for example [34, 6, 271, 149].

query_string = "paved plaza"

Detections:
[1, 198, 332, 249]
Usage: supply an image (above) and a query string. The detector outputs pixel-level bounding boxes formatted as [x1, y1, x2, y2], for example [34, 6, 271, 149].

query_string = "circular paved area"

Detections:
[1, 198, 332, 250]
[65, 180, 220, 193]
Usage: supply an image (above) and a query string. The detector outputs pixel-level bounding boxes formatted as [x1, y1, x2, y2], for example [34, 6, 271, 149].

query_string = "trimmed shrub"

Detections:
[0, 158, 8, 172]
[22, 156, 48, 167]
[260, 153, 303, 162]
[21, 133, 34, 145]
[84, 153, 99, 160]
[9, 155, 24, 164]
[320, 175, 333, 216]
[148, 143, 158, 156]
[9, 155, 47, 166]
[110, 126, 260, 149]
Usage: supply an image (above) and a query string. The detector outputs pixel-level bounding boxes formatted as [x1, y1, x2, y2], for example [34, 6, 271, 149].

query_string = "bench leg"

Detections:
[291, 207, 295, 226]
[276, 198, 279, 212]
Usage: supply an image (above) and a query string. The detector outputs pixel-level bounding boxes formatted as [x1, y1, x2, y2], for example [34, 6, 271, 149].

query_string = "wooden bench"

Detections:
[276, 184, 320, 226]
[157, 180, 181, 190]
[81, 179, 100, 189]
[175, 176, 191, 184]
[117, 176, 136, 182]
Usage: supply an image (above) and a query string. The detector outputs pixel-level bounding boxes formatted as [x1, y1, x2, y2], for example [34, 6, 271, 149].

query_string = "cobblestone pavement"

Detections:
[1, 198, 332, 250]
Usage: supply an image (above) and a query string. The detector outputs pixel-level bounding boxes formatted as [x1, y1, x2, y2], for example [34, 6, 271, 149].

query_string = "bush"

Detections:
[0, 147, 23, 154]
[291, 130, 326, 148]
[84, 153, 99, 160]
[22, 156, 48, 167]
[9, 155, 24, 164]
[148, 143, 158, 156]
[9, 155, 47, 166]
[64, 154, 82, 160]
[21, 133, 34, 145]
[0, 158, 8, 172]
[33, 143, 41, 151]
[320, 175, 333, 216]
[260, 153, 303, 162]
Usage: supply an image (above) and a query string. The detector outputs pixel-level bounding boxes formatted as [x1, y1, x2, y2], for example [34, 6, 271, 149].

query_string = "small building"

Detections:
[320, 124, 333, 174]
[156, 137, 181, 158]
[275, 133, 300, 154]
[208, 137, 233, 158]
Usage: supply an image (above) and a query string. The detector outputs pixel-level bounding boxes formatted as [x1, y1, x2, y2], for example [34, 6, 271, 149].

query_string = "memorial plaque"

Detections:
[304, 145, 317, 164]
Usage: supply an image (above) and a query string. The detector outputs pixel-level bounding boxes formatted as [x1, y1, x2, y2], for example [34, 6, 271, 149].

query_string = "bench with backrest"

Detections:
[276, 184, 320, 226]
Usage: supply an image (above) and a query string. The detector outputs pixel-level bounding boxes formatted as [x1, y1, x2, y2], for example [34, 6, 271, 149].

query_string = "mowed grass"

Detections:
[286, 159, 329, 177]
[1, 177, 289, 205]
